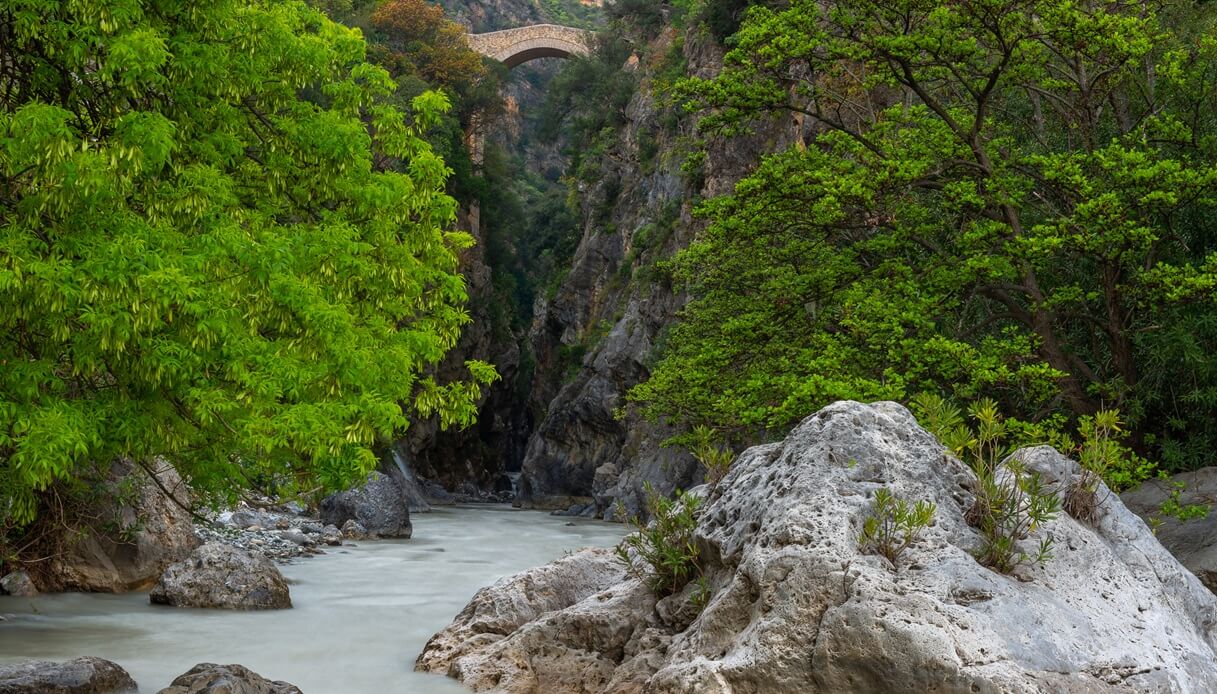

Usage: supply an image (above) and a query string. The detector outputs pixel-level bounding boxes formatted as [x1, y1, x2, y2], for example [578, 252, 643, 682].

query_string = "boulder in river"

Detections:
[418, 400, 1217, 693]
[320, 471, 412, 538]
[150, 542, 291, 610]
[0, 656, 137, 693]
[156, 663, 301, 694]
[341, 519, 370, 540]
[1122, 467, 1217, 593]
[0, 571, 37, 597]
[39, 458, 199, 593]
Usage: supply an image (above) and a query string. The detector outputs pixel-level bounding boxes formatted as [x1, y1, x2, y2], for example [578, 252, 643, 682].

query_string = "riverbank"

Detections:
[0, 506, 624, 693]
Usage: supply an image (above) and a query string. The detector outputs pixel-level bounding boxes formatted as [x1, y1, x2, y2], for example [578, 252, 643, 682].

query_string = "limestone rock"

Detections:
[156, 663, 300, 694]
[0, 656, 137, 693]
[422, 401, 1217, 693]
[320, 524, 343, 546]
[41, 458, 199, 592]
[0, 571, 37, 597]
[1123, 467, 1217, 592]
[319, 472, 412, 538]
[416, 547, 626, 677]
[150, 543, 290, 610]
[276, 528, 311, 547]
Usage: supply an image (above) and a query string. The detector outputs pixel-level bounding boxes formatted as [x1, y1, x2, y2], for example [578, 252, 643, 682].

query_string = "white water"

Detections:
[0, 506, 625, 692]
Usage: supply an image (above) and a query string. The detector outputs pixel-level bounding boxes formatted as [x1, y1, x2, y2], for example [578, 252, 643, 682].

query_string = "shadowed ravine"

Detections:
[0, 507, 624, 693]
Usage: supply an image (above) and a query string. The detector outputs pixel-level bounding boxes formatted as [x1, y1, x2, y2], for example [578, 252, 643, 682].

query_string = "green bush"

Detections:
[615, 484, 709, 604]
[858, 488, 935, 566]
[688, 425, 735, 489]
[915, 396, 1060, 575]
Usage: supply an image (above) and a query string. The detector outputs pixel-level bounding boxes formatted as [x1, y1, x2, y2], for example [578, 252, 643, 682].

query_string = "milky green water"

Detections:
[0, 506, 624, 692]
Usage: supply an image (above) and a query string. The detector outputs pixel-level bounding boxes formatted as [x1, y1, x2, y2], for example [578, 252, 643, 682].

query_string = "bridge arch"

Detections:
[465, 24, 595, 69]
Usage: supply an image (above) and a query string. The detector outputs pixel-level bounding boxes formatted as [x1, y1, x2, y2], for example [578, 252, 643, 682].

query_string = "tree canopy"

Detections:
[632, 0, 1217, 472]
[0, 0, 496, 528]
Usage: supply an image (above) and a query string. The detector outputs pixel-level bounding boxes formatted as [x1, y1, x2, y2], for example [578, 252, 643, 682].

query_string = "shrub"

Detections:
[615, 484, 709, 604]
[971, 458, 1060, 574]
[858, 488, 935, 566]
[688, 425, 735, 489]
[964, 402, 1061, 574]
[1065, 410, 1145, 521]
[914, 396, 1061, 575]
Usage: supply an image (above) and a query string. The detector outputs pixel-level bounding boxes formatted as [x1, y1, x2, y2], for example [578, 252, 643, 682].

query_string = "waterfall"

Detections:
[390, 445, 416, 483]
[386, 443, 431, 513]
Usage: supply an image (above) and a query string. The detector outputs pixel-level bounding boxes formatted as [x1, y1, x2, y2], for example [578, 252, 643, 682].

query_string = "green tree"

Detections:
[0, 0, 496, 530]
[632, 0, 1217, 468]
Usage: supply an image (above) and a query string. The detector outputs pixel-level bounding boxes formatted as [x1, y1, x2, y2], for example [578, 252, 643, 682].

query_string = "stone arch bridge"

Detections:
[465, 23, 595, 69]
[461, 24, 596, 234]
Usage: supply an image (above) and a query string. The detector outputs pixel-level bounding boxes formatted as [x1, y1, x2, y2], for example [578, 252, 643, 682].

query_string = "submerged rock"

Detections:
[1122, 467, 1217, 593]
[419, 401, 1217, 693]
[0, 571, 37, 597]
[150, 543, 291, 610]
[0, 656, 137, 693]
[156, 663, 301, 694]
[319, 471, 412, 538]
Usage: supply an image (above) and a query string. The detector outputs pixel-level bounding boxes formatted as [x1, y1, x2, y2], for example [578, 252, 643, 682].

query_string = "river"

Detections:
[0, 506, 625, 692]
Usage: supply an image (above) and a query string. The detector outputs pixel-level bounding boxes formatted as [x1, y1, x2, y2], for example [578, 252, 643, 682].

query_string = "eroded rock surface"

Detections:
[0, 656, 137, 693]
[416, 547, 626, 678]
[150, 543, 291, 610]
[319, 471, 412, 539]
[156, 663, 301, 694]
[420, 401, 1217, 693]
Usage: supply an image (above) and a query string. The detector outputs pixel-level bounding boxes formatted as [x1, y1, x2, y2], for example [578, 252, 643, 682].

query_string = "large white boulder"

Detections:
[417, 401, 1217, 693]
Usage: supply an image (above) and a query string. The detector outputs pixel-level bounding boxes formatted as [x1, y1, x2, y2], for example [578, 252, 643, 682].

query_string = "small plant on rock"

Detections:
[615, 483, 708, 603]
[963, 401, 1061, 574]
[858, 487, 936, 566]
[689, 425, 735, 489]
[1147, 480, 1210, 533]
[971, 458, 1060, 573]
[914, 395, 1061, 575]
[1066, 409, 1157, 522]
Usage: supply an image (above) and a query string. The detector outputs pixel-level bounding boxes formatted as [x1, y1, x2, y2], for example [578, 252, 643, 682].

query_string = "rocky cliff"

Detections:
[399, 0, 596, 498]
[515, 26, 798, 518]
[419, 401, 1217, 693]
[404, 3, 794, 515]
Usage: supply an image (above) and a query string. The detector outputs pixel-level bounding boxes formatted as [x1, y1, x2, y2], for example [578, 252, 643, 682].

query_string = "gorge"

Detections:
[4, 0, 1217, 692]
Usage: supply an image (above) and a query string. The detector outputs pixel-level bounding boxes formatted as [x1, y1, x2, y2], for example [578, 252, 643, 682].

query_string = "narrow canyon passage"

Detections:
[0, 508, 624, 693]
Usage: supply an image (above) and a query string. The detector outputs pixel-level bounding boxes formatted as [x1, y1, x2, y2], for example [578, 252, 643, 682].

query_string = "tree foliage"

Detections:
[367, 0, 489, 95]
[0, 0, 496, 528]
[632, 0, 1217, 471]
